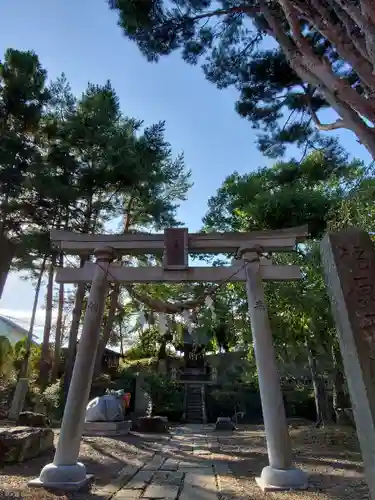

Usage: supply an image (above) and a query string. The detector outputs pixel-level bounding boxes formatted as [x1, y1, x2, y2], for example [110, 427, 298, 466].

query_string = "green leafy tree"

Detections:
[110, 0, 375, 158]
[203, 145, 364, 237]
[202, 147, 373, 422]
[58, 81, 148, 393]
[92, 120, 192, 377]
[0, 49, 50, 279]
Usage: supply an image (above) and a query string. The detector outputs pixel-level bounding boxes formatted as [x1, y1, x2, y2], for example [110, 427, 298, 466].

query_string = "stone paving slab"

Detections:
[124, 470, 155, 490]
[97, 463, 143, 498]
[114, 490, 142, 500]
[143, 471, 183, 499]
[160, 458, 179, 470]
[178, 460, 211, 469]
[179, 467, 215, 474]
[110, 425, 227, 499]
[180, 471, 218, 500]
[142, 455, 165, 470]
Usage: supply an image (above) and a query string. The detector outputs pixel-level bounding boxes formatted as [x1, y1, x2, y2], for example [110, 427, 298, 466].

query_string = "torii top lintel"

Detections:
[50, 225, 308, 257]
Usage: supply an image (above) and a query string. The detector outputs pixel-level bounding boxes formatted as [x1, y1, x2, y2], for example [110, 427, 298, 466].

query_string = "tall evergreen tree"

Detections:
[109, 0, 375, 158]
[0, 49, 50, 281]
[202, 145, 374, 422]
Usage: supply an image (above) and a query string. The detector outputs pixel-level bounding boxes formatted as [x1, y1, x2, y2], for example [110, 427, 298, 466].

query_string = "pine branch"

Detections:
[307, 94, 346, 130]
[292, 0, 375, 93]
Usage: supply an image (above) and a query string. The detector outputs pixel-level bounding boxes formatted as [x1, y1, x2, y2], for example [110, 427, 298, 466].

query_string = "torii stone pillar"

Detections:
[29, 247, 115, 490]
[241, 250, 307, 491]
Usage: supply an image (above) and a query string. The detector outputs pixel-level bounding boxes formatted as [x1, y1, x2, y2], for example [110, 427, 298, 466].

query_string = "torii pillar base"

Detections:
[28, 464, 93, 492]
[255, 466, 308, 492]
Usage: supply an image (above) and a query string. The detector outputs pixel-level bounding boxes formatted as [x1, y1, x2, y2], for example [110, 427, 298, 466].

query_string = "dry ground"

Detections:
[0, 423, 369, 500]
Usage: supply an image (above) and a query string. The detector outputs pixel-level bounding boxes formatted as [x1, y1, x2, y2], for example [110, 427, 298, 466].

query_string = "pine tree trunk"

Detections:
[0, 234, 15, 300]
[306, 343, 332, 426]
[63, 197, 99, 399]
[10, 255, 48, 420]
[119, 319, 124, 357]
[158, 338, 167, 360]
[92, 203, 134, 378]
[93, 284, 120, 378]
[38, 255, 56, 388]
[19, 255, 48, 378]
[63, 278, 86, 401]
[51, 252, 64, 382]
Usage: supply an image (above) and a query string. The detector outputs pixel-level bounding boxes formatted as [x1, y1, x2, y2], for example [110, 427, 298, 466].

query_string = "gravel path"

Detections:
[0, 423, 368, 499]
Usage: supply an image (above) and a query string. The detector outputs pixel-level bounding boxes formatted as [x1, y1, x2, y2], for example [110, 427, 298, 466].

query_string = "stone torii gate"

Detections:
[30, 226, 309, 492]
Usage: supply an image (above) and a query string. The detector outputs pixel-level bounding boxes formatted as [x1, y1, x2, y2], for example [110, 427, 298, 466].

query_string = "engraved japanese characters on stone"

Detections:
[254, 300, 266, 311]
[87, 301, 99, 313]
[164, 228, 188, 267]
[339, 241, 375, 361]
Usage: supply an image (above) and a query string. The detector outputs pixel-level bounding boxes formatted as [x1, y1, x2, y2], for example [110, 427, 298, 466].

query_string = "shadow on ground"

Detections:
[0, 424, 368, 499]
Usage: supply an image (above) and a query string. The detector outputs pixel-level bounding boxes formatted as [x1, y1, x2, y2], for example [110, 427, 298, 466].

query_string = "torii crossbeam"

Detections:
[30, 226, 309, 493]
[50, 225, 307, 255]
[55, 261, 302, 283]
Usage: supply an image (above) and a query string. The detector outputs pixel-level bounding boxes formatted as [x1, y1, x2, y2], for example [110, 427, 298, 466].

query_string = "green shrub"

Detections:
[120, 357, 157, 373]
[206, 383, 262, 423]
[145, 373, 184, 420]
[0, 336, 13, 378]
[13, 338, 42, 380]
[39, 379, 64, 419]
[283, 387, 316, 421]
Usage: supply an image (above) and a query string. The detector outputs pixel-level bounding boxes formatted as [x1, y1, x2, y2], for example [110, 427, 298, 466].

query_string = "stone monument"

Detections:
[321, 228, 375, 500]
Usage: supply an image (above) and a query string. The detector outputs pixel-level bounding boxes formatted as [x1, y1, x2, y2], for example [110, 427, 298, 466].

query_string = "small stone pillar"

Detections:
[171, 367, 177, 380]
[158, 359, 167, 374]
[134, 376, 152, 416]
[242, 251, 307, 491]
[8, 378, 29, 421]
[29, 247, 115, 490]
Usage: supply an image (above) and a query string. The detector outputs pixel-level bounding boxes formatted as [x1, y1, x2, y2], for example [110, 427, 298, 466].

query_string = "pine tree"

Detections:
[109, 0, 375, 158]
[203, 142, 365, 237]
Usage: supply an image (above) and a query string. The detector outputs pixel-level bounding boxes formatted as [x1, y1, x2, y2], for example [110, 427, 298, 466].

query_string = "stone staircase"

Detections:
[185, 383, 206, 423]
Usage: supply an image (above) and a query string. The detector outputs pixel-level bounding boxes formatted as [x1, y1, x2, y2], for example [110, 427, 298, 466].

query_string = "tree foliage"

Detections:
[203, 144, 365, 237]
[110, 0, 375, 158]
[0, 46, 193, 389]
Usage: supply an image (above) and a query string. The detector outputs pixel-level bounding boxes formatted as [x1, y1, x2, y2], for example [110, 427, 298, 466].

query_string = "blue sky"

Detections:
[0, 0, 371, 340]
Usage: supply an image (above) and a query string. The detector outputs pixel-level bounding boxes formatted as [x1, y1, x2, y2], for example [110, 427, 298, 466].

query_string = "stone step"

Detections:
[185, 383, 205, 423]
